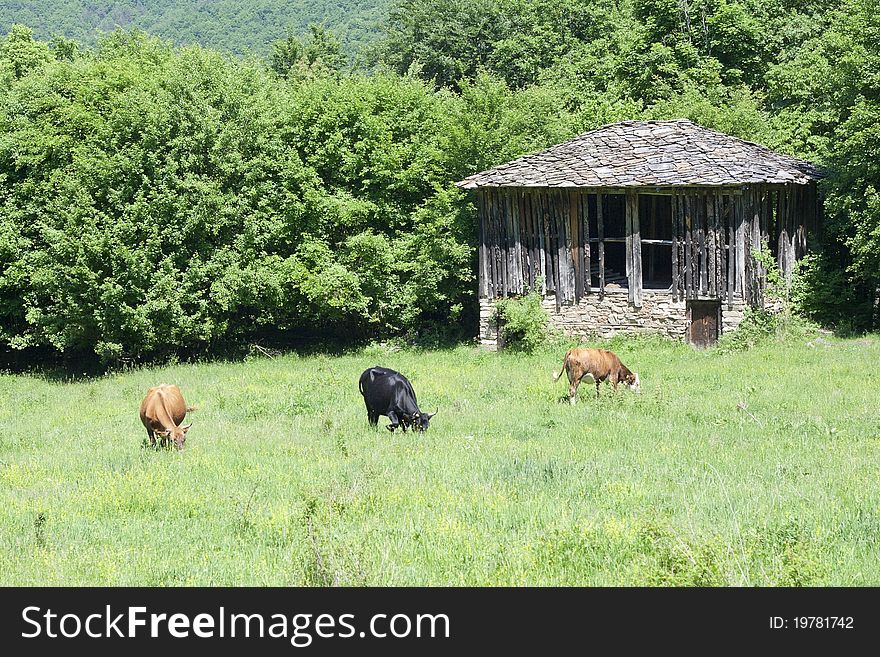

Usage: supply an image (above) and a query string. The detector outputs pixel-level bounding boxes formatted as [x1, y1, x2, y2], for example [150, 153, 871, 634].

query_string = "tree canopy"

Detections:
[0, 0, 878, 361]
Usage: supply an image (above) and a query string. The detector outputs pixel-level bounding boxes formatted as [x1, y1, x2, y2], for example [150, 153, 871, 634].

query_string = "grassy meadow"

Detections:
[1, 335, 879, 586]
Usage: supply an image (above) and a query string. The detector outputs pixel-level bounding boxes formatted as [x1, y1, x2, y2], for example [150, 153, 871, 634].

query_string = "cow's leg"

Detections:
[595, 380, 601, 398]
[365, 398, 378, 427]
[386, 410, 400, 432]
[568, 371, 580, 405]
[146, 429, 156, 448]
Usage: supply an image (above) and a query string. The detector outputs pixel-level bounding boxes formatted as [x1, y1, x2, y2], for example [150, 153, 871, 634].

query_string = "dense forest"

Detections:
[0, 1, 386, 56]
[0, 0, 878, 362]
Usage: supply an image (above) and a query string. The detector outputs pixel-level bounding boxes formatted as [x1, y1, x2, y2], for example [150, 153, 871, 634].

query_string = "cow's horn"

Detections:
[181, 423, 193, 430]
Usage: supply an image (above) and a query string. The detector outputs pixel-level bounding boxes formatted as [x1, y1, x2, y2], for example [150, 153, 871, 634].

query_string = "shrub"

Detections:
[492, 290, 551, 352]
[791, 252, 873, 335]
[717, 242, 820, 353]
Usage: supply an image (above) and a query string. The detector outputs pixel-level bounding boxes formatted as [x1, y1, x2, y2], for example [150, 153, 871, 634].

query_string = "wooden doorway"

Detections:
[688, 300, 720, 347]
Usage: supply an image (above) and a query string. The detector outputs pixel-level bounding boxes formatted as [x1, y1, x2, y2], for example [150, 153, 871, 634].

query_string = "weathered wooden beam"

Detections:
[495, 190, 505, 296]
[561, 191, 576, 304]
[735, 192, 745, 296]
[684, 195, 693, 300]
[626, 191, 642, 307]
[707, 192, 717, 298]
[536, 192, 546, 295]
[727, 196, 735, 309]
[632, 194, 642, 307]
[715, 194, 722, 302]
[485, 190, 492, 297]
[597, 192, 605, 297]
[671, 193, 680, 300]
[570, 190, 582, 303]
[582, 192, 591, 295]
[528, 190, 536, 294]
[540, 191, 552, 293]
[698, 193, 707, 296]
[550, 192, 561, 311]
[503, 189, 512, 297]
[477, 191, 488, 299]
[516, 191, 529, 288]
[625, 194, 632, 288]
[649, 195, 657, 283]
[522, 193, 532, 291]
[509, 192, 520, 295]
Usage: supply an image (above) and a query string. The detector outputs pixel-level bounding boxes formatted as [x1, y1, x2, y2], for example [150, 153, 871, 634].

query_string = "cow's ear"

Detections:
[156, 429, 171, 437]
[412, 412, 420, 419]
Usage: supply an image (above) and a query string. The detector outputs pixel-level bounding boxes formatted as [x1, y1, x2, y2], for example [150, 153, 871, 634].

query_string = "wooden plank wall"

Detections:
[476, 183, 818, 310]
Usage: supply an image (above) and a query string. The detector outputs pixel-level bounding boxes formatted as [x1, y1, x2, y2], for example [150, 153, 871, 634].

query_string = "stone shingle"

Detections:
[455, 119, 822, 189]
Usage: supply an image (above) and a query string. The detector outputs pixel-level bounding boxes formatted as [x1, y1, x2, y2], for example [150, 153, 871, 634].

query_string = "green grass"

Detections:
[1, 335, 879, 585]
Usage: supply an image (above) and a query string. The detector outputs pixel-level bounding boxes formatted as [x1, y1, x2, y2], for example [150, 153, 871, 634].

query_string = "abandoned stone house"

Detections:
[455, 119, 823, 347]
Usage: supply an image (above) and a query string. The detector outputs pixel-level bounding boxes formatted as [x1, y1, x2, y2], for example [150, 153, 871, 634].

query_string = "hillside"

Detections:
[0, 0, 387, 56]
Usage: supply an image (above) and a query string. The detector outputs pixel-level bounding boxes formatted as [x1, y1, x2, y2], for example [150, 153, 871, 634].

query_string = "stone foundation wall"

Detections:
[479, 292, 747, 348]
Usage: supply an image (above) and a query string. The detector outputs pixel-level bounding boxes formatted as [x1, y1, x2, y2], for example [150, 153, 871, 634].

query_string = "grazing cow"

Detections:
[139, 384, 193, 449]
[358, 366, 436, 432]
[553, 348, 640, 404]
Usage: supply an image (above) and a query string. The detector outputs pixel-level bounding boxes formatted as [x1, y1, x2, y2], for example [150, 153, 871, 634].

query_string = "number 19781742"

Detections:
[770, 616, 854, 629]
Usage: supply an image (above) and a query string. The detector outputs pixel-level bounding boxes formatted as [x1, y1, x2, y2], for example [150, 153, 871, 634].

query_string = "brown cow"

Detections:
[552, 348, 640, 404]
[139, 384, 193, 449]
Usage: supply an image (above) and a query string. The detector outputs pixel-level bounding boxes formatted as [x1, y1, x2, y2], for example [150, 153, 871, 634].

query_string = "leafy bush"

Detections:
[492, 290, 551, 353]
[0, 30, 537, 362]
[717, 242, 820, 353]
[716, 306, 818, 353]
[791, 252, 873, 335]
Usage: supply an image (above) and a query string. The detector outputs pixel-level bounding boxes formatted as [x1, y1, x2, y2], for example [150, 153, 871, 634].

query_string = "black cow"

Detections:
[358, 366, 436, 432]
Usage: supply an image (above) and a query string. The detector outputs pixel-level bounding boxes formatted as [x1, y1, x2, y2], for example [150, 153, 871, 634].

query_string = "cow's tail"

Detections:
[552, 352, 570, 383]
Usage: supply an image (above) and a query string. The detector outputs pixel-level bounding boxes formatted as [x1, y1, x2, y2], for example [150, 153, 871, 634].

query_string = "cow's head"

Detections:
[625, 372, 641, 394]
[411, 410, 437, 433]
[156, 423, 192, 449]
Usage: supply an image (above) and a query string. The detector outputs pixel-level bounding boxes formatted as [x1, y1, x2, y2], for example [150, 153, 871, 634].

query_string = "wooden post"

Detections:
[570, 190, 582, 303]
[707, 192, 717, 298]
[684, 195, 693, 300]
[477, 191, 486, 298]
[520, 193, 527, 294]
[626, 191, 642, 307]
[487, 190, 497, 297]
[582, 192, 591, 294]
[541, 191, 553, 294]
[551, 192, 562, 311]
[727, 195, 735, 309]
[649, 195, 657, 284]
[671, 193, 680, 300]
[597, 192, 605, 297]
[502, 190, 511, 297]
[536, 191, 546, 295]
[735, 191, 746, 297]
[508, 192, 519, 295]
[698, 193, 707, 296]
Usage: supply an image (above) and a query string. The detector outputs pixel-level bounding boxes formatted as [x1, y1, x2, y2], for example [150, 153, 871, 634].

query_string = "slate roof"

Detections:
[455, 119, 822, 189]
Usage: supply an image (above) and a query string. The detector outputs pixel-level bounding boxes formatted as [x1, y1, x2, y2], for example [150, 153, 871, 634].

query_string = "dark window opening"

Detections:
[642, 244, 672, 289]
[640, 194, 673, 290]
[587, 193, 628, 289]
[601, 242, 628, 290]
